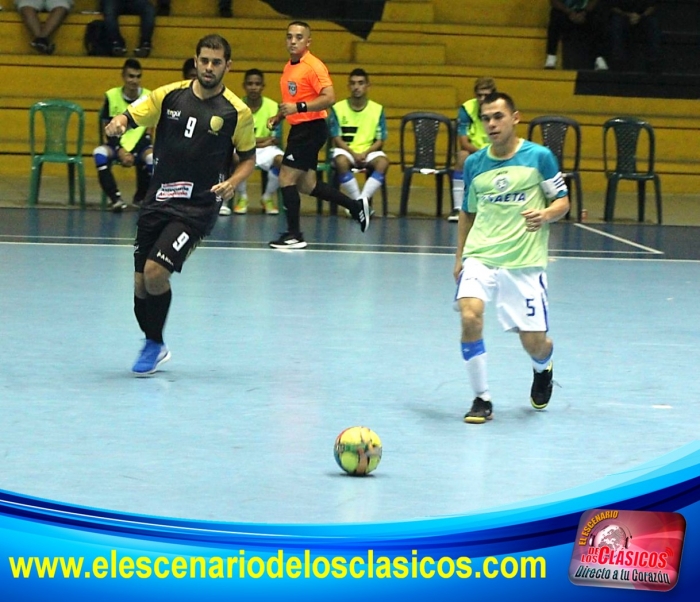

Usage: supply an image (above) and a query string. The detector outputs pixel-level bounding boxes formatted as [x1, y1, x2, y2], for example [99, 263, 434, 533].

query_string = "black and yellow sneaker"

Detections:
[464, 397, 493, 424]
[530, 363, 554, 410]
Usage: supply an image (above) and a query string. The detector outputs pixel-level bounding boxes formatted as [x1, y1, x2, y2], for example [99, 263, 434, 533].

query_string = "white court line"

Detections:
[0, 224, 666, 255]
[3, 240, 700, 262]
[574, 223, 664, 255]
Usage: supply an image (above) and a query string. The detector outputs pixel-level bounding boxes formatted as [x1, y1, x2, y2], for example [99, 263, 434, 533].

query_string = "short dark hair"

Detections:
[244, 68, 264, 82]
[288, 20, 311, 32]
[182, 58, 195, 78]
[480, 92, 517, 114]
[122, 58, 141, 73]
[349, 68, 369, 82]
[196, 34, 231, 62]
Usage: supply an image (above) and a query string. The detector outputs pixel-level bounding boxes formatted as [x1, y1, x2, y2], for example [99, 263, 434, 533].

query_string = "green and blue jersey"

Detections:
[462, 139, 567, 269]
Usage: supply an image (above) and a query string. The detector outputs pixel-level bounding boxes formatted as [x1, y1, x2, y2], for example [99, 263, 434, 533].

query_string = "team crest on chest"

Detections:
[288, 81, 297, 96]
[493, 174, 510, 192]
[208, 116, 224, 135]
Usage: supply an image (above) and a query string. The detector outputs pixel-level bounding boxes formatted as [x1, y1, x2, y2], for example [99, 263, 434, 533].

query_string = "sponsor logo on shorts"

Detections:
[569, 509, 685, 592]
[155, 182, 194, 202]
[156, 251, 174, 267]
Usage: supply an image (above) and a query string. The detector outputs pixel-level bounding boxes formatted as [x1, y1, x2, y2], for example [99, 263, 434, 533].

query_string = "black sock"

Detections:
[97, 167, 120, 202]
[134, 295, 148, 335]
[310, 181, 356, 211]
[145, 289, 172, 344]
[281, 185, 301, 234]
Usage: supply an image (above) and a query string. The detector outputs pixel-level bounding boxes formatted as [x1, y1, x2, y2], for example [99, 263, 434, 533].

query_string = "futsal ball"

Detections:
[334, 426, 382, 476]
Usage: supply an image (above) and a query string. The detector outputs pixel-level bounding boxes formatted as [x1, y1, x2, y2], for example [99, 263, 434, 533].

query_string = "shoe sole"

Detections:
[269, 241, 307, 249]
[133, 350, 171, 377]
[530, 393, 552, 410]
[464, 414, 493, 424]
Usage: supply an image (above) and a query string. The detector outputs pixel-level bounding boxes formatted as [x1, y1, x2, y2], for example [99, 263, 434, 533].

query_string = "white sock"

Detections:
[340, 177, 361, 200]
[466, 353, 490, 400]
[361, 174, 383, 200]
[452, 176, 464, 210]
[263, 170, 279, 200]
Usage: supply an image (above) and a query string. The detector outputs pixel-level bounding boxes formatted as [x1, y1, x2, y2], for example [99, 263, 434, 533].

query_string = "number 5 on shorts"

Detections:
[526, 298, 536, 317]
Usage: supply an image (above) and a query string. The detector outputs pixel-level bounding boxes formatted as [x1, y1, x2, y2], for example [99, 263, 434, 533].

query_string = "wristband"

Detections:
[296, 102, 308, 113]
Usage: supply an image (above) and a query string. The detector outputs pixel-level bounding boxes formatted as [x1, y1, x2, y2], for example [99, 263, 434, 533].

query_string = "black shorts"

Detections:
[134, 211, 202, 274]
[282, 119, 328, 172]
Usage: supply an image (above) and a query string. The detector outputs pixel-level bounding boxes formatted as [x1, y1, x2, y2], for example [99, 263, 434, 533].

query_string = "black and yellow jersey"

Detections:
[126, 80, 256, 235]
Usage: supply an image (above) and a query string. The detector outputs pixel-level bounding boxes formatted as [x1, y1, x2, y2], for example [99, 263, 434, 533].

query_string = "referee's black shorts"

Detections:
[282, 118, 328, 172]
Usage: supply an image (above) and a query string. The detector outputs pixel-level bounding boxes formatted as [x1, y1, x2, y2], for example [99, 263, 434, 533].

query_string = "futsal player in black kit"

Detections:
[105, 34, 256, 376]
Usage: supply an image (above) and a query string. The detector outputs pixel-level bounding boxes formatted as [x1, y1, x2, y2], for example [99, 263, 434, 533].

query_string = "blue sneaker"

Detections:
[132, 339, 171, 376]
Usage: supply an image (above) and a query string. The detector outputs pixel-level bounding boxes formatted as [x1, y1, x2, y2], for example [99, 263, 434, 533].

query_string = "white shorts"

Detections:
[255, 146, 284, 172]
[455, 257, 549, 332]
[15, 0, 73, 11]
[332, 148, 387, 168]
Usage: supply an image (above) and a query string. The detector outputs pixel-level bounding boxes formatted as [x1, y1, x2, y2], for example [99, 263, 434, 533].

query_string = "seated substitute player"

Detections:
[104, 34, 256, 376]
[93, 58, 153, 212]
[329, 68, 389, 214]
[449, 76, 496, 222]
[225, 68, 283, 217]
[453, 92, 570, 424]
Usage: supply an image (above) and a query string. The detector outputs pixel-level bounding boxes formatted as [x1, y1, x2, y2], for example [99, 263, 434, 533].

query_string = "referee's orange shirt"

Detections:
[280, 51, 333, 125]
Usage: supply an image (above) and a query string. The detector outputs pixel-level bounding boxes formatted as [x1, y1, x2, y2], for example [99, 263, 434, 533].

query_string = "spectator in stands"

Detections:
[544, 0, 609, 71]
[15, 0, 73, 55]
[226, 69, 283, 216]
[329, 68, 389, 216]
[156, 1, 231, 17]
[219, 1, 232, 18]
[182, 57, 197, 80]
[101, 0, 156, 58]
[449, 76, 496, 222]
[609, 0, 662, 72]
[93, 59, 153, 212]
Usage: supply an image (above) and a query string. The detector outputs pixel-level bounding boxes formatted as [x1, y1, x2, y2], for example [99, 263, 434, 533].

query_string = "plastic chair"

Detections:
[527, 115, 583, 222]
[29, 100, 86, 207]
[399, 112, 454, 217]
[603, 117, 662, 224]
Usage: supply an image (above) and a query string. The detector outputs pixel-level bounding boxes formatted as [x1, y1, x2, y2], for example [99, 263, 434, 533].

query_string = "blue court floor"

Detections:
[1, 207, 699, 524]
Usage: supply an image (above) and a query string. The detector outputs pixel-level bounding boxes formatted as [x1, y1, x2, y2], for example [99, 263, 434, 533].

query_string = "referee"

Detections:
[268, 21, 370, 250]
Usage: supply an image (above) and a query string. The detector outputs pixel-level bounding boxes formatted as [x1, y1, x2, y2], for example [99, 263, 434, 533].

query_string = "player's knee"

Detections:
[143, 260, 171, 295]
[334, 156, 351, 173]
[278, 167, 298, 188]
[520, 333, 550, 357]
[93, 146, 111, 168]
[460, 308, 483, 335]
